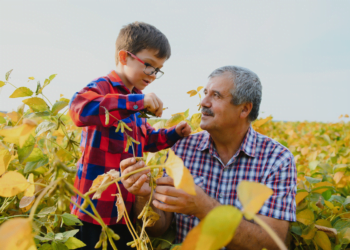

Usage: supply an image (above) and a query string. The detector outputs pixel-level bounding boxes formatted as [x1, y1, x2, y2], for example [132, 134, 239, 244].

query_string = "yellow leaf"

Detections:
[296, 192, 309, 205]
[146, 152, 156, 165]
[339, 115, 343, 119]
[24, 173, 35, 197]
[22, 97, 48, 112]
[324, 200, 334, 209]
[301, 225, 317, 240]
[314, 231, 332, 250]
[181, 220, 204, 250]
[345, 114, 349, 118]
[197, 86, 204, 92]
[152, 120, 165, 131]
[187, 90, 197, 97]
[165, 149, 196, 195]
[297, 209, 314, 225]
[315, 219, 332, 228]
[28, 77, 35, 80]
[236, 181, 273, 220]
[196, 206, 242, 250]
[252, 116, 272, 128]
[0, 171, 31, 197]
[5, 111, 18, 122]
[60, 94, 64, 97]
[165, 113, 186, 128]
[312, 182, 333, 194]
[0, 124, 36, 147]
[190, 113, 202, 129]
[301, 147, 309, 156]
[19, 196, 35, 212]
[0, 218, 36, 250]
[0, 149, 12, 175]
[9, 87, 33, 98]
[333, 172, 344, 184]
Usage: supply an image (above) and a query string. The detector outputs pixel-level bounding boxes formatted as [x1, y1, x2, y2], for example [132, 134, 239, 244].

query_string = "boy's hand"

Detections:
[144, 93, 163, 117]
[175, 121, 191, 137]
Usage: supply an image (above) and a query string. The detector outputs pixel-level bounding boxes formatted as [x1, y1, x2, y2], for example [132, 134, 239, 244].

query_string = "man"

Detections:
[120, 66, 297, 250]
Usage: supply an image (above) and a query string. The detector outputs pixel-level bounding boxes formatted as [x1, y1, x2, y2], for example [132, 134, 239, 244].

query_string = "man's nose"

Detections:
[200, 95, 211, 108]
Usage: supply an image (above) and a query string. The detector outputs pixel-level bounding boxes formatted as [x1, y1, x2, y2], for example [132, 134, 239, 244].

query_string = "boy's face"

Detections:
[122, 49, 167, 91]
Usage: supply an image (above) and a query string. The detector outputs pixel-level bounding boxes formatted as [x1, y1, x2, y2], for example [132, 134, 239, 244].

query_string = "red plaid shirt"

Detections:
[69, 70, 181, 225]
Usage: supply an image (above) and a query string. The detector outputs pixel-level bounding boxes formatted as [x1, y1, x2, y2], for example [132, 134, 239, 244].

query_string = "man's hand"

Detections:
[120, 158, 151, 197]
[175, 121, 192, 137]
[152, 177, 218, 219]
[144, 93, 163, 117]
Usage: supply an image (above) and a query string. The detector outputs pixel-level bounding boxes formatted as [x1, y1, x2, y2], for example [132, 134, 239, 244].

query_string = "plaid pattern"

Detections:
[172, 126, 297, 244]
[69, 70, 181, 225]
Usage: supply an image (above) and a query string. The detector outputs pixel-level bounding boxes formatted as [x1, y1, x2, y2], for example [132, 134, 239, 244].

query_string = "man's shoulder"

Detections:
[173, 130, 209, 152]
[254, 130, 294, 159]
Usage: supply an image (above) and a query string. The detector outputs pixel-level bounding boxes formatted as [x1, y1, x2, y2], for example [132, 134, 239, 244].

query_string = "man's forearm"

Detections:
[226, 217, 288, 250]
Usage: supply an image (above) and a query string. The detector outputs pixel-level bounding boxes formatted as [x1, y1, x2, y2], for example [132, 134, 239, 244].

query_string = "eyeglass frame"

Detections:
[125, 51, 164, 79]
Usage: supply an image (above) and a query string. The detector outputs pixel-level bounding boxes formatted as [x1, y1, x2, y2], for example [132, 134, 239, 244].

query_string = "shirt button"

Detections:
[133, 105, 138, 110]
[219, 193, 223, 198]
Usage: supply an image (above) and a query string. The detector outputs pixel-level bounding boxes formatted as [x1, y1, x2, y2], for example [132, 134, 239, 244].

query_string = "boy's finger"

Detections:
[120, 157, 136, 172]
[131, 174, 148, 192]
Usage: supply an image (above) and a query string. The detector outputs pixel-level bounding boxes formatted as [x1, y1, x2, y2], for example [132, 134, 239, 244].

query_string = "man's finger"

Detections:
[156, 176, 174, 186]
[152, 200, 179, 213]
[122, 161, 149, 179]
[130, 174, 148, 192]
[155, 185, 184, 197]
[153, 192, 178, 205]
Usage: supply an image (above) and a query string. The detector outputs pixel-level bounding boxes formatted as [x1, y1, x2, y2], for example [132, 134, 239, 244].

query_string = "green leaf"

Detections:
[0, 81, 5, 87]
[17, 135, 35, 163]
[49, 74, 57, 81]
[52, 242, 69, 250]
[322, 190, 332, 201]
[62, 229, 79, 241]
[9, 87, 33, 98]
[65, 237, 86, 249]
[52, 101, 68, 116]
[308, 161, 319, 171]
[5, 69, 13, 81]
[184, 109, 190, 119]
[291, 225, 302, 236]
[305, 176, 322, 184]
[24, 148, 44, 162]
[23, 97, 49, 112]
[24, 158, 49, 173]
[62, 213, 83, 226]
[37, 206, 57, 218]
[38, 243, 53, 250]
[0, 117, 6, 124]
[27, 111, 51, 118]
[36, 121, 57, 136]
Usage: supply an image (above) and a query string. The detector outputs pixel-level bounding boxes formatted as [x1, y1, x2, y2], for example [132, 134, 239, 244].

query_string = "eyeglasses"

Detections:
[126, 51, 164, 79]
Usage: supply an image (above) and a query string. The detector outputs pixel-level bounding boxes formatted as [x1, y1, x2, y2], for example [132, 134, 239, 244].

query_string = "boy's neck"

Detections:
[115, 67, 134, 92]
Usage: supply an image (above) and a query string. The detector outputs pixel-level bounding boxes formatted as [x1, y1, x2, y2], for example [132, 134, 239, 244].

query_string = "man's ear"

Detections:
[118, 50, 128, 65]
[240, 102, 253, 119]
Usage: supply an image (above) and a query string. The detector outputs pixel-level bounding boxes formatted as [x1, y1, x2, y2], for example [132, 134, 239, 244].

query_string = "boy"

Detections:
[69, 22, 191, 250]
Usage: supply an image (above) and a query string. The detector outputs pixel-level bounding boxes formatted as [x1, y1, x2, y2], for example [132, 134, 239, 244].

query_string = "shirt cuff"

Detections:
[167, 126, 182, 142]
[127, 94, 145, 111]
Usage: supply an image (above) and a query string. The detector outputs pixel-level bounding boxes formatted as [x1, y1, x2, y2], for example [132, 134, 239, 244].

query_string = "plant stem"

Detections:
[41, 93, 52, 106]
[29, 180, 58, 221]
[5, 81, 17, 89]
[253, 215, 288, 250]
[47, 138, 77, 159]
[63, 195, 99, 222]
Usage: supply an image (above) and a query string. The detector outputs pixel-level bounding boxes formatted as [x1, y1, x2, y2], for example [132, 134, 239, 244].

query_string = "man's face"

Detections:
[123, 49, 166, 91]
[200, 73, 242, 132]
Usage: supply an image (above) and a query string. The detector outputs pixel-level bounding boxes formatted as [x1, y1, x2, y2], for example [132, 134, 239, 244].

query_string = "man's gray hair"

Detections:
[208, 66, 262, 121]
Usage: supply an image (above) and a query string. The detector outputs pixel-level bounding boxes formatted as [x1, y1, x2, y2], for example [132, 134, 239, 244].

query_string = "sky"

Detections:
[0, 0, 349, 122]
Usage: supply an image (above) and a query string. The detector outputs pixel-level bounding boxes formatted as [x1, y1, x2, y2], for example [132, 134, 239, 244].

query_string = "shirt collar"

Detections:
[107, 70, 142, 94]
[195, 126, 257, 158]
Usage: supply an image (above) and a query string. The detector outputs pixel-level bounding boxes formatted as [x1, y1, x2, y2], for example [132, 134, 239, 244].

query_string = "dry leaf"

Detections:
[90, 169, 120, 199]
[113, 193, 125, 223]
[19, 196, 35, 212]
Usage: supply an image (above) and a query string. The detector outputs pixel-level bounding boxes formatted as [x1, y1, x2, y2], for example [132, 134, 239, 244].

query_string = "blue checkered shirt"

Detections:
[171, 126, 297, 244]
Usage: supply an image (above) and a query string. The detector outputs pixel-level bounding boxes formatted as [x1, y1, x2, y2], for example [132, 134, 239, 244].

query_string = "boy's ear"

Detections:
[118, 50, 128, 65]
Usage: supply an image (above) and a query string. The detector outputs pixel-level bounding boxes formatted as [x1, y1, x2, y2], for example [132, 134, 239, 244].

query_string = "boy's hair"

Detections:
[115, 21, 171, 64]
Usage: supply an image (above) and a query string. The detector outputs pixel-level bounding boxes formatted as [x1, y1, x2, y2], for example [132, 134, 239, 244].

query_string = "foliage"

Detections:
[0, 69, 350, 250]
